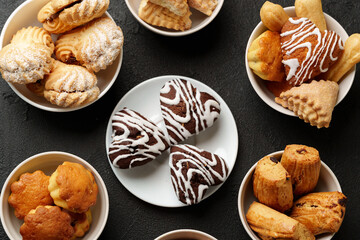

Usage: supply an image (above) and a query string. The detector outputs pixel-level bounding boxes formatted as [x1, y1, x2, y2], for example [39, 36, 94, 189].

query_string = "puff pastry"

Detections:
[38, 0, 109, 34]
[139, 0, 192, 31]
[188, 0, 217, 16]
[295, 0, 327, 31]
[0, 27, 53, 84]
[149, 0, 189, 16]
[43, 60, 100, 107]
[55, 17, 123, 72]
[275, 80, 339, 128]
[290, 192, 347, 235]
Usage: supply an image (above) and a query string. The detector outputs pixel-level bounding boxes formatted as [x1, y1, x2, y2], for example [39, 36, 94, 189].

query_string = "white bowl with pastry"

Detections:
[245, 1, 359, 127]
[0, 151, 109, 240]
[0, 0, 124, 112]
[238, 145, 347, 240]
[125, 0, 224, 36]
[155, 229, 217, 240]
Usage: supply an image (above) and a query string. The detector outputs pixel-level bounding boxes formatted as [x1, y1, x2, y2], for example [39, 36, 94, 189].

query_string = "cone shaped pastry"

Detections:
[275, 80, 339, 128]
[149, 0, 189, 16]
[55, 17, 124, 72]
[260, 1, 289, 32]
[253, 155, 293, 212]
[139, 0, 192, 31]
[44, 60, 100, 107]
[295, 0, 327, 31]
[290, 192, 347, 235]
[38, 0, 109, 34]
[246, 202, 315, 240]
[281, 144, 321, 196]
[188, 0, 217, 16]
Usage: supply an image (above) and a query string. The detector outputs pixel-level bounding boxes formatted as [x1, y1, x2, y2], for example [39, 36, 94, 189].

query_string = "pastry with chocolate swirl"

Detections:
[160, 78, 221, 145]
[169, 144, 228, 205]
[108, 108, 170, 169]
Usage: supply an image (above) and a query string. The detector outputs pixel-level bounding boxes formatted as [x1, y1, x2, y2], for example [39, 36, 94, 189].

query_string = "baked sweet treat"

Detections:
[260, 1, 289, 32]
[160, 78, 221, 145]
[64, 209, 92, 238]
[138, 0, 192, 31]
[247, 30, 285, 82]
[265, 80, 293, 97]
[20, 206, 74, 240]
[0, 27, 54, 84]
[253, 155, 293, 212]
[43, 60, 100, 108]
[290, 192, 347, 235]
[281, 144, 321, 196]
[281, 17, 344, 86]
[149, 0, 189, 16]
[48, 162, 98, 213]
[246, 202, 315, 240]
[275, 80, 339, 128]
[188, 0, 217, 16]
[37, 0, 109, 34]
[170, 144, 228, 205]
[8, 170, 53, 219]
[295, 0, 327, 31]
[108, 108, 169, 169]
[26, 79, 46, 97]
[55, 17, 124, 72]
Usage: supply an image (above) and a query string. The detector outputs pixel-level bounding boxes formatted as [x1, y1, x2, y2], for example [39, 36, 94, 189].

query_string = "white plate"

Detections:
[0, 0, 123, 112]
[125, 0, 224, 37]
[238, 150, 342, 240]
[155, 229, 217, 240]
[105, 75, 238, 207]
[245, 6, 355, 116]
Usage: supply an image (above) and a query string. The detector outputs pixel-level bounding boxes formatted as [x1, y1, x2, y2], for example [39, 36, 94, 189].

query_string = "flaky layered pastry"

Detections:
[188, 0, 217, 16]
[43, 60, 100, 107]
[55, 17, 124, 72]
[139, 0, 192, 31]
[37, 0, 109, 34]
[295, 0, 327, 31]
[149, 0, 189, 16]
[246, 202, 315, 240]
[275, 80, 339, 128]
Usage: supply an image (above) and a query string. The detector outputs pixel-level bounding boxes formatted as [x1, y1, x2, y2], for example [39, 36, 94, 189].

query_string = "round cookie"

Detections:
[48, 162, 98, 213]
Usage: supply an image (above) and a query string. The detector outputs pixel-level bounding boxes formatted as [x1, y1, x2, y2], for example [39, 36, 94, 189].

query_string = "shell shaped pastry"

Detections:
[149, 0, 189, 16]
[138, 0, 192, 31]
[55, 17, 124, 72]
[11, 26, 54, 52]
[38, 0, 110, 34]
[275, 80, 339, 128]
[43, 60, 100, 107]
[188, 0, 218, 16]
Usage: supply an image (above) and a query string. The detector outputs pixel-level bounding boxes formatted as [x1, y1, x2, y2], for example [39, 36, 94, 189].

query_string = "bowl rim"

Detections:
[237, 150, 342, 240]
[245, 6, 356, 117]
[124, 0, 224, 37]
[154, 229, 218, 240]
[0, 0, 123, 112]
[0, 151, 109, 240]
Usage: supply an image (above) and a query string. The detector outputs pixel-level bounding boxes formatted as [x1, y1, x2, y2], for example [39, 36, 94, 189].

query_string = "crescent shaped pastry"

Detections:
[149, 0, 189, 16]
[55, 17, 124, 72]
[43, 60, 100, 107]
[188, 0, 217, 16]
[275, 80, 339, 128]
[38, 0, 109, 34]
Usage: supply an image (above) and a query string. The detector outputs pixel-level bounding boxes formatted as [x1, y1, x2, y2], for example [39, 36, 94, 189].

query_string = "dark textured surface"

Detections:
[0, 0, 359, 239]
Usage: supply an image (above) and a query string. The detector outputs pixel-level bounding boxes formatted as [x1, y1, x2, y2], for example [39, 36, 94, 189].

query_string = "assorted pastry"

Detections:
[247, 0, 360, 128]
[0, 0, 124, 108]
[8, 161, 98, 239]
[246, 144, 347, 239]
[138, 0, 218, 31]
[108, 78, 228, 204]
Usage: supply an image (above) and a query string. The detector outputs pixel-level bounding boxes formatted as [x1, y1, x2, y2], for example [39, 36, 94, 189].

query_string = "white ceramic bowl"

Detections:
[245, 7, 356, 116]
[0, 0, 123, 112]
[0, 151, 109, 240]
[155, 229, 217, 240]
[238, 150, 342, 240]
[125, 0, 224, 36]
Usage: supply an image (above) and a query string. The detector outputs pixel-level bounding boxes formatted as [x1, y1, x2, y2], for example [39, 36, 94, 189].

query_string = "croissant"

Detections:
[55, 17, 124, 72]
[43, 60, 100, 107]
[188, 0, 218, 16]
[38, 0, 109, 34]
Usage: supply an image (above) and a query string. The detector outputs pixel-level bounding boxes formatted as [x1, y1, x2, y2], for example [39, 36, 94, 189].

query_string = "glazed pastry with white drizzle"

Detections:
[281, 17, 343, 86]
[160, 78, 221, 145]
[108, 108, 169, 169]
[169, 144, 228, 205]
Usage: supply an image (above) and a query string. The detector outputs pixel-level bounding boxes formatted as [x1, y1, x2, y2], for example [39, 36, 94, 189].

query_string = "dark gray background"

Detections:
[0, 0, 359, 239]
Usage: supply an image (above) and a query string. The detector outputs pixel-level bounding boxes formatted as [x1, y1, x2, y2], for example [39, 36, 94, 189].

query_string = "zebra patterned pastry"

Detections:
[160, 79, 221, 145]
[281, 17, 343, 86]
[37, 0, 109, 34]
[108, 108, 169, 169]
[169, 144, 228, 205]
[55, 17, 124, 72]
[0, 26, 54, 84]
